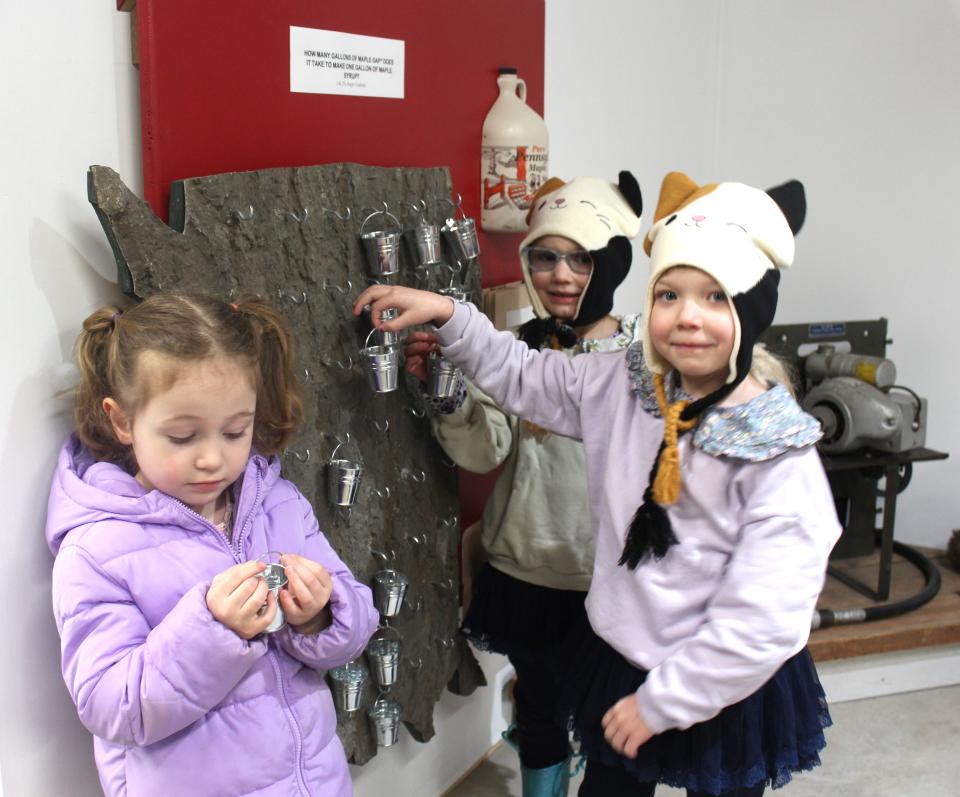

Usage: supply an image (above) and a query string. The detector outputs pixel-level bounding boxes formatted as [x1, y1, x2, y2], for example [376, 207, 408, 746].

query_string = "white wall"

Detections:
[1, 5, 139, 796]
[3, 2, 959, 796]
[546, 0, 960, 549]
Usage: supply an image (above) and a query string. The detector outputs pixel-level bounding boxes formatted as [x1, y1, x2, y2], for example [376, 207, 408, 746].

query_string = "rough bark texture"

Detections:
[87, 163, 486, 765]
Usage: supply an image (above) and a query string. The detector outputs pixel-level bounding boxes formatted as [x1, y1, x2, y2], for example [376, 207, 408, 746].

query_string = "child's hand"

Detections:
[353, 285, 455, 331]
[601, 694, 654, 759]
[206, 560, 275, 640]
[279, 554, 334, 635]
[404, 331, 440, 383]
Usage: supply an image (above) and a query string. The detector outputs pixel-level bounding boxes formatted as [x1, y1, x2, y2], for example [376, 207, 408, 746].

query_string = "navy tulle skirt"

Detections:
[558, 613, 831, 794]
[461, 562, 587, 656]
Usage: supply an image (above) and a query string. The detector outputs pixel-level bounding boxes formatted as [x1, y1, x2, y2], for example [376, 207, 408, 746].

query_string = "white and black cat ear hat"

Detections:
[642, 171, 806, 390]
[519, 171, 643, 325]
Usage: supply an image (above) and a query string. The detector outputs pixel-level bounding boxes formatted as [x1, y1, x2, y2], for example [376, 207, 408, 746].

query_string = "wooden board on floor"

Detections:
[810, 546, 960, 661]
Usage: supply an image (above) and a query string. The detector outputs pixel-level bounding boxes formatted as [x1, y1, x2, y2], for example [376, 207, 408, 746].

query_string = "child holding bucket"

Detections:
[405, 172, 643, 796]
[355, 172, 841, 796]
[46, 293, 379, 797]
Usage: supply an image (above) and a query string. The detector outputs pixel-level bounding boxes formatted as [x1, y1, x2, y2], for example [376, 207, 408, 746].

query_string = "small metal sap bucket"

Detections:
[360, 209, 403, 276]
[360, 328, 399, 394]
[329, 661, 368, 713]
[367, 697, 402, 747]
[366, 627, 402, 688]
[258, 552, 287, 633]
[373, 569, 409, 619]
[327, 440, 363, 507]
[405, 221, 442, 266]
[427, 351, 462, 399]
[444, 216, 480, 262]
[378, 307, 400, 348]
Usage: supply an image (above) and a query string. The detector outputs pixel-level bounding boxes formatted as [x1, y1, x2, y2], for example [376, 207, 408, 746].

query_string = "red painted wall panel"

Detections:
[130, 1, 545, 531]
[132, 0, 544, 288]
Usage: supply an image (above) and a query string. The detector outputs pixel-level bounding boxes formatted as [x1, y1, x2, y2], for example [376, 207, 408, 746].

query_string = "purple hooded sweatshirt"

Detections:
[46, 435, 379, 797]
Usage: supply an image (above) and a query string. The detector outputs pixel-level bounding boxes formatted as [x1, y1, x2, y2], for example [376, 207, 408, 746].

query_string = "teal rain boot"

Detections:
[520, 761, 570, 797]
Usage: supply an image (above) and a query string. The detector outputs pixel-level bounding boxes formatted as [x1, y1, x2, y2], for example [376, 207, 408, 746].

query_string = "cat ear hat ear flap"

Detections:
[641, 171, 806, 389]
[518, 171, 643, 325]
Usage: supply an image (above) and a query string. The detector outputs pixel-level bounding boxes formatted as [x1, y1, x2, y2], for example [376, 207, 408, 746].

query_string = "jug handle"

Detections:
[516, 77, 526, 102]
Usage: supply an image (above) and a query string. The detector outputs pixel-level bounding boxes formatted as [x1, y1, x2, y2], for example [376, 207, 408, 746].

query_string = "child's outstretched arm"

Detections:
[354, 286, 589, 439]
[53, 545, 270, 748]
[273, 489, 379, 670]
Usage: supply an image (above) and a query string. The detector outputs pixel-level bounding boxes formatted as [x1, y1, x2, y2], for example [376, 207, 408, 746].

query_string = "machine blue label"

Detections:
[809, 322, 846, 338]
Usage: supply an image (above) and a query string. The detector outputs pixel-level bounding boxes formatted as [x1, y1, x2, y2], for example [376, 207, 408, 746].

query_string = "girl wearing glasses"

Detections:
[404, 173, 643, 797]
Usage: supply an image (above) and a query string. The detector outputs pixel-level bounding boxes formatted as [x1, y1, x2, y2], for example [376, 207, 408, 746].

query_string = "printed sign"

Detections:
[290, 27, 405, 99]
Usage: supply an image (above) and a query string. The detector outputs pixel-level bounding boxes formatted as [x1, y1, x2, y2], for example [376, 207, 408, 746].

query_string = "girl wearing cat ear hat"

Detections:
[355, 170, 840, 796]
[403, 172, 643, 797]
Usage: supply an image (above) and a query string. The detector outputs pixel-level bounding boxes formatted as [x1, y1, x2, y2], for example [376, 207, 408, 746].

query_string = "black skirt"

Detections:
[461, 562, 588, 657]
[557, 612, 831, 794]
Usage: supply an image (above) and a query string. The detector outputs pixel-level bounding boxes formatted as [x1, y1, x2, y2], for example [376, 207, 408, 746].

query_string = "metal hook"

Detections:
[226, 204, 255, 223]
[335, 506, 352, 522]
[277, 289, 308, 305]
[413, 265, 430, 286]
[433, 578, 454, 592]
[330, 431, 352, 447]
[406, 199, 428, 222]
[321, 353, 354, 370]
[439, 514, 459, 529]
[371, 548, 396, 564]
[322, 206, 351, 222]
[374, 418, 390, 434]
[401, 468, 426, 483]
[404, 594, 423, 613]
[274, 207, 309, 223]
[406, 531, 427, 546]
[322, 277, 353, 295]
[371, 485, 391, 499]
[440, 452, 457, 469]
[442, 261, 462, 289]
[438, 637, 457, 649]
[290, 448, 310, 463]
[406, 405, 426, 419]
[301, 368, 311, 383]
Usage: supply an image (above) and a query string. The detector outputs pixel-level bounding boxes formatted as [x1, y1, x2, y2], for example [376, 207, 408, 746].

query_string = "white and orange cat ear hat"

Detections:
[641, 171, 806, 386]
[519, 172, 643, 322]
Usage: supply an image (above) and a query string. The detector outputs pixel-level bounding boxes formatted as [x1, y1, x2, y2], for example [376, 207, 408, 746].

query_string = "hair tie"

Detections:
[110, 310, 122, 328]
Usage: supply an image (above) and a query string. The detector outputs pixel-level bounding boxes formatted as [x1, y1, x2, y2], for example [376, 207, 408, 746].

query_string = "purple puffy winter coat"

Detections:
[46, 436, 379, 796]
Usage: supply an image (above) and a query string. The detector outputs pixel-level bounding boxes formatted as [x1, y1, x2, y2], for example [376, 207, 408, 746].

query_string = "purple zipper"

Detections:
[269, 650, 309, 795]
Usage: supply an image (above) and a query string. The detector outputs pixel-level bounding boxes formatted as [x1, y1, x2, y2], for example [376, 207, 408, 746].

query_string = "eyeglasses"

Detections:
[523, 246, 594, 276]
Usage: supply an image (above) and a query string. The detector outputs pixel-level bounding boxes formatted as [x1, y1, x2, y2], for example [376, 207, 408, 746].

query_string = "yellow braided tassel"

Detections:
[652, 373, 698, 505]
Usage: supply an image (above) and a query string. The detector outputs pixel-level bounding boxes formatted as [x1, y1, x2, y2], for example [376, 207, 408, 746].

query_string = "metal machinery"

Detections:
[759, 319, 948, 626]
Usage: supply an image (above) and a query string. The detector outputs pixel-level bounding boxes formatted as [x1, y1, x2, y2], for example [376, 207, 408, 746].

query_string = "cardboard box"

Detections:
[481, 281, 534, 332]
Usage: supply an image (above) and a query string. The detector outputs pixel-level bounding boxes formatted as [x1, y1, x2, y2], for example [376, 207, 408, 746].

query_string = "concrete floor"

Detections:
[445, 684, 960, 796]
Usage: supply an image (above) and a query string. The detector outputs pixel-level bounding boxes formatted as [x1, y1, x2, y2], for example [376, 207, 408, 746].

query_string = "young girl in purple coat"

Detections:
[354, 172, 841, 796]
[47, 293, 379, 797]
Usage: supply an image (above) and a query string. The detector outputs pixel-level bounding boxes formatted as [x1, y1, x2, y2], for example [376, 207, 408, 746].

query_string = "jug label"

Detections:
[481, 145, 548, 212]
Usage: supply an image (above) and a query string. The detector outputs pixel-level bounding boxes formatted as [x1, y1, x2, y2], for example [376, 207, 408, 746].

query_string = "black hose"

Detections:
[811, 541, 941, 629]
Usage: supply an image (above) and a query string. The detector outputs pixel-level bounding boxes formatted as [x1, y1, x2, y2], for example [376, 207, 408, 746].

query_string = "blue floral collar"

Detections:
[625, 341, 822, 462]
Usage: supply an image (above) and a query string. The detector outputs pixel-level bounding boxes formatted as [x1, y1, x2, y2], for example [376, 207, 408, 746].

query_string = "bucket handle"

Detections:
[362, 326, 387, 351]
[359, 203, 402, 235]
[329, 434, 363, 466]
[435, 192, 467, 221]
[372, 624, 403, 643]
